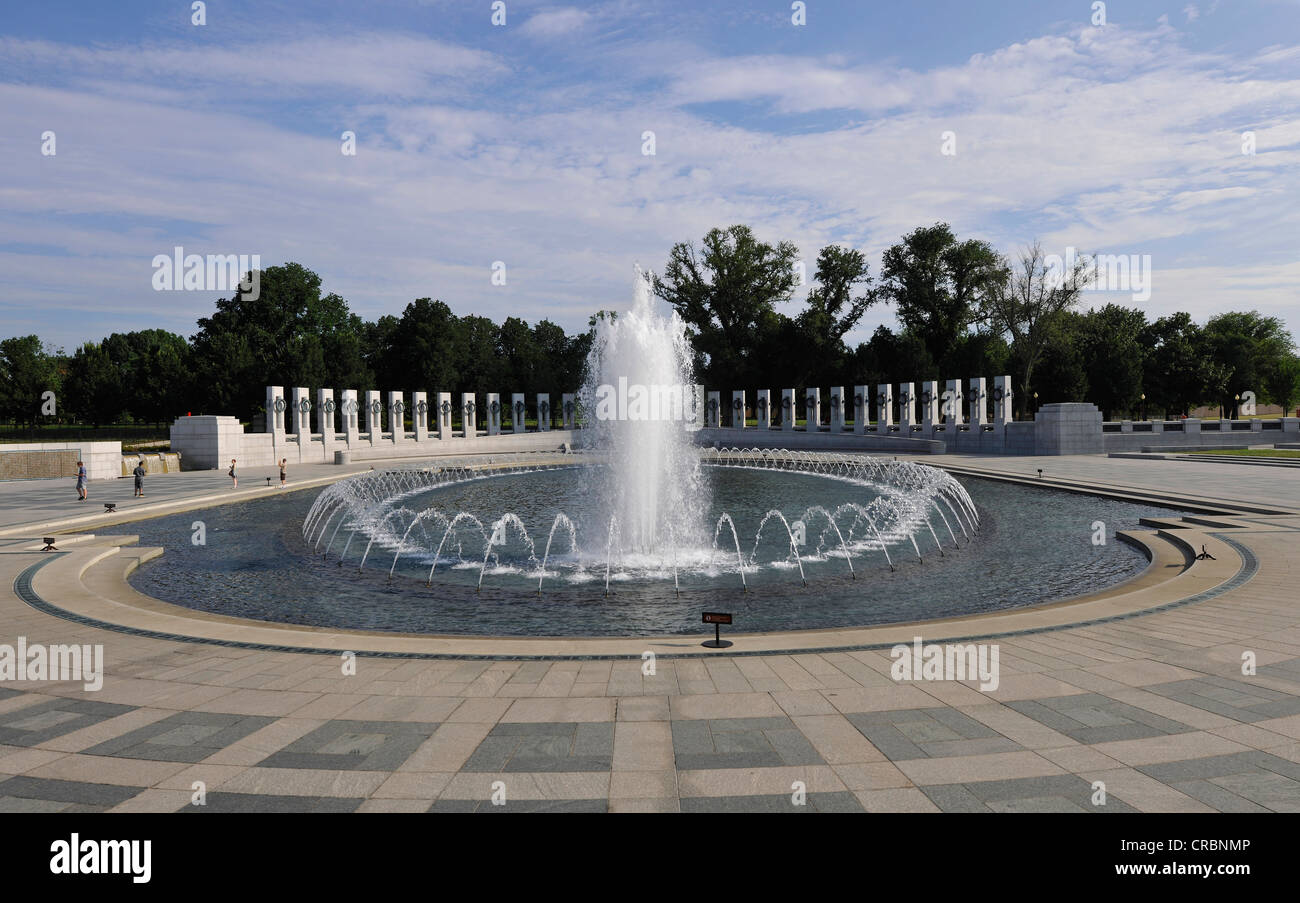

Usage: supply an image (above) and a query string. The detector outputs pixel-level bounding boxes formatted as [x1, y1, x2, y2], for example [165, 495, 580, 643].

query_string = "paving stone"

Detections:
[678, 791, 862, 813]
[0, 699, 137, 747]
[257, 719, 440, 771]
[461, 722, 613, 772]
[1005, 694, 1194, 743]
[428, 798, 608, 813]
[84, 711, 277, 763]
[0, 775, 143, 810]
[184, 792, 364, 813]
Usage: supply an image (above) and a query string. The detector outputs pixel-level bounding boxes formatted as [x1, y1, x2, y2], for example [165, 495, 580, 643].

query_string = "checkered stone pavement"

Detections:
[2, 511, 1299, 812]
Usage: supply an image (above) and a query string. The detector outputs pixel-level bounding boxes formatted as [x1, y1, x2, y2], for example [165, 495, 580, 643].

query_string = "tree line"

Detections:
[0, 262, 591, 428]
[2, 228, 1297, 430]
[652, 224, 1300, 421]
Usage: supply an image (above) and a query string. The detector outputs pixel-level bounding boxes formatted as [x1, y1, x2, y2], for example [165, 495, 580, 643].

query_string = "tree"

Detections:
[1265, 354, 1300, 418]
[189, 262, 372, 421]
[980, 243, 1091, 418]
[63, 342, 124, 427]
[1138, 312, 1206, 418]
[850, 327, 935, 395]
[1032, 315, 1089, 408]
[0, 335, 62, 428]
[790, 245, 878, 385]
[652, 225, 799, 386]
[1202, 311, 1294, 417]
[879, 223, 1006, 372]
[374, 299, 460, 393]
[1078, 305, 1147, 420]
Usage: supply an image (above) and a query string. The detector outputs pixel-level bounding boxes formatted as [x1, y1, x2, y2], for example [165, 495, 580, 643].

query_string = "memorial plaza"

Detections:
[1, 446, 1298, 814]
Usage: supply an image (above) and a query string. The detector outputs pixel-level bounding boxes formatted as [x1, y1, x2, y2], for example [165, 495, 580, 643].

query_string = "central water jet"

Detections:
[579, 267, 706, 555]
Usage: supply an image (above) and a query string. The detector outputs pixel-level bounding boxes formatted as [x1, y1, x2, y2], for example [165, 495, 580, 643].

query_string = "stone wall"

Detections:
[0, 441, 123, 480]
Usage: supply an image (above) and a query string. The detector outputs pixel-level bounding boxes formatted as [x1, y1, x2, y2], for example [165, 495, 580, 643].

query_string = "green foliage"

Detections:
[190, 262, 372, 421]
[652, 225, 800, 386]
[1265, 354, 1300, 416]
[0, 335, 62, 427]
[880, 223, 1005, 372]
[1202, 311, 1294, 416]
[1078, 305, 1146, 419]
[1138, 313, 1206, 418]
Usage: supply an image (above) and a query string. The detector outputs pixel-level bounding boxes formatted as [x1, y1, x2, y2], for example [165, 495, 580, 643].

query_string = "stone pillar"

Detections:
[756, 390, 772, 429]
[685, 385, 705, 432]
[413, 391, 429, 442]
[876, 384, 893, 433]
[266, 385, 286, 440]
[898, 383, 915, 431]
[365, 391, 382, 446]
[387, 391, 406, 444]
[706, 391, 721, 429]
[316, 388, 336, 436]
[921, 381, 939, 431]
[437, 392, 453, 440]
[969, 378, 988, 428]
[1281, 416, 1299, 436]
[537, 394, 552, 432]
[945, 379, 964, 428]
[1151, 419, 1164, 434]
[829, 387, 845, 432]
[290, 387, 310, 437]
[512, 393, 527, 433]
[805, 388, 821, 431]
[1185, 417, 1202, 437]
[972, 376, 987, 428]
[853, 386, 869, 436]
[291, 387, 313, 462]
[461, 393, 477, 439]
[317, 388, 337, 459]
[731, 390, 747, 429]
[341, 389, 360, 447]
[486, 393, 501, 436]
[992, 376, 1012, 425]
[780, 389, 796, 432]
[562, 393, 577, 430]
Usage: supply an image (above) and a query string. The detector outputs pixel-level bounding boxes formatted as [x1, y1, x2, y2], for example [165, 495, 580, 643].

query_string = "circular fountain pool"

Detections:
[115, 452, 1183, 637]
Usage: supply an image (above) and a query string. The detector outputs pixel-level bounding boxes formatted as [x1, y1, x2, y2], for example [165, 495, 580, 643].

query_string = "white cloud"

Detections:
[520, 7, 592, 38]
[2, 19, 1299, 350]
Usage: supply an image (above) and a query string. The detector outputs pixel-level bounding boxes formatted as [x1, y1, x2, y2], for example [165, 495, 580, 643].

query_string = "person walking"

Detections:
[132, 459, 147, 497]
[75, 460, 87, 500]
[228, 458, 238, 489]
[279, 458, 287, 488]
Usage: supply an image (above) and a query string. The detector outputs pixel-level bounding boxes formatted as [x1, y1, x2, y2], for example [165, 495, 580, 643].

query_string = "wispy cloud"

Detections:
[1, 6, 1298, 351]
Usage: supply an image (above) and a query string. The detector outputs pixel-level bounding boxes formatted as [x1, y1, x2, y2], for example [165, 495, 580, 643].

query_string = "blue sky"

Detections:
[2, 0, 1298, 352]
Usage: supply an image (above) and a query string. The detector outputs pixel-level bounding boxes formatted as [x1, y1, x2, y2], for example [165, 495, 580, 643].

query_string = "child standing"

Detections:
[133, 459, 147, 497]
[228, 458, 238, 489]
[279, 458, 287, 488]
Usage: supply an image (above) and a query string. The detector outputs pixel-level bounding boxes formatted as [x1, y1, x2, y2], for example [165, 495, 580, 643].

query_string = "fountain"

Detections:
[579, 267, 705, 554]
[293, 268, 985, 629]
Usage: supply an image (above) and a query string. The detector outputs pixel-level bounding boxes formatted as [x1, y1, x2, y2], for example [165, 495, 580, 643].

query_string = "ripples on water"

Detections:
[112, 471, 1182, 637]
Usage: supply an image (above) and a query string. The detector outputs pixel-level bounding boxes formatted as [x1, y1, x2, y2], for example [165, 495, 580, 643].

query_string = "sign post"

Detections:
[701, 612, 733, 649]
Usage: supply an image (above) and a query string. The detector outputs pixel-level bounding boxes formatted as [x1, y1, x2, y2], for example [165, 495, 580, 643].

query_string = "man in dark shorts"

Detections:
[279, 458, 287, 488]
[133, 459, 147, 497]
[75, 461, 87, 500]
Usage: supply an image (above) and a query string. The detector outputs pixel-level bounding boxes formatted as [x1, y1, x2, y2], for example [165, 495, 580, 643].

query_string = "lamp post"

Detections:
[1234, 393, 1240, 421]
[1140, 393, 1146, 422]
[1033, 392, 1039, 416]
